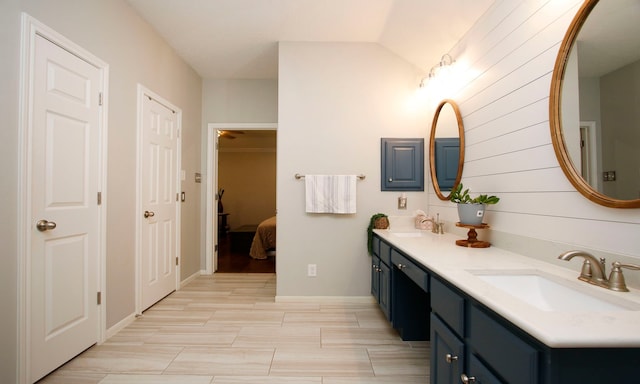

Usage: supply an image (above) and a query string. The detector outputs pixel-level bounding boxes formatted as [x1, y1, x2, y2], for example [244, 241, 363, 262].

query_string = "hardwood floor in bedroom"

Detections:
[216, 234, 275, 273]
[38, 273, 430, 384]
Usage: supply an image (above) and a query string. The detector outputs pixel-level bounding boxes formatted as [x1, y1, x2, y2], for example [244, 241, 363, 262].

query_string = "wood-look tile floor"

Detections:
[38, 274, 429, 384]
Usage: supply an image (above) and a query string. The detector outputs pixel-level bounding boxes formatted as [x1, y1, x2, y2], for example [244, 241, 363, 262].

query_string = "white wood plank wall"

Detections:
[428, 0, 640, 258]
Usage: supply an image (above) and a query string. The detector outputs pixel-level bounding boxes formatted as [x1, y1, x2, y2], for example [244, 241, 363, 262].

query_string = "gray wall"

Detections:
[277, 42, 430, 296]
[1, 1, 202, 381]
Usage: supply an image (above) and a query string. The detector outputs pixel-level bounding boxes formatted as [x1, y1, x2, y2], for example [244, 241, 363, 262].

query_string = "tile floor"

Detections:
[38, 273, 429, 384]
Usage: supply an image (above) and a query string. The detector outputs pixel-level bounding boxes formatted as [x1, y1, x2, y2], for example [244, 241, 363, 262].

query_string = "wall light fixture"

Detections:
[419, 53, 455, 88]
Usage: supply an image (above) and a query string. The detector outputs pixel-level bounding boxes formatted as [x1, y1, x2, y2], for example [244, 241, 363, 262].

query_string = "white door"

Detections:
[30, 34, 101, 382]
[140, 94, 179, 311]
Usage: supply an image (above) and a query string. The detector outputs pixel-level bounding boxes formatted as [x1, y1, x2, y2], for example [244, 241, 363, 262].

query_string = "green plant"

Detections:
[450, 183, 500, 205]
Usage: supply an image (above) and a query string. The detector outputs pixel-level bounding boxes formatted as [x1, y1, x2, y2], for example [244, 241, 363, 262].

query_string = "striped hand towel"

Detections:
[305, 175, 357, 214]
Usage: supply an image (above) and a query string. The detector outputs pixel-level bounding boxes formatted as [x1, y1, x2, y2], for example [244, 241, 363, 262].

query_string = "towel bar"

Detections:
[295, 173, 365, 180]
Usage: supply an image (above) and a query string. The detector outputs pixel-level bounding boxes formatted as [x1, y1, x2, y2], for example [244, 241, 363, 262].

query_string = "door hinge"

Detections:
[176, 193, 179, 202]
[98, 92, 103, 106]
[175, 257, 179, 266]
[215, 244, 218, 252]
[97, 291, 102, 305]
[97, 192, 102, 205]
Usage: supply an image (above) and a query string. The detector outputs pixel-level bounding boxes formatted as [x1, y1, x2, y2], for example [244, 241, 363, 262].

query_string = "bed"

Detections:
[249, 216, 276, 259]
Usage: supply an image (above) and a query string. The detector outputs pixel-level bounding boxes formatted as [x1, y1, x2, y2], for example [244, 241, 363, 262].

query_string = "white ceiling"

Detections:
[126, 0, 494, 79]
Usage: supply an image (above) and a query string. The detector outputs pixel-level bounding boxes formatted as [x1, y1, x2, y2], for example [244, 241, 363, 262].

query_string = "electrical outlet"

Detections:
[307, 264, 317, 277]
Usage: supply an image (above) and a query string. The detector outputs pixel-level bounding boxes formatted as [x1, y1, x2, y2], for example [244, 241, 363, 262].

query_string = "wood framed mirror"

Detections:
[429, 99, 465, 200]
[550, 0, 640, 208]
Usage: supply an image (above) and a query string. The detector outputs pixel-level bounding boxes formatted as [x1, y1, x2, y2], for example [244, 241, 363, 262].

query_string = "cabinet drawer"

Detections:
[431, 278, 465, 337]
[379, 239, 391, 266]
[390, 249, 428, 292]
[468, 305, 538, 384]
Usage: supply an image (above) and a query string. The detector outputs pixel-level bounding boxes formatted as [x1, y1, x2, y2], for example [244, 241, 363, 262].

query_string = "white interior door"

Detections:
[29, 34, 101, 382]
[140, 93, 179, 311]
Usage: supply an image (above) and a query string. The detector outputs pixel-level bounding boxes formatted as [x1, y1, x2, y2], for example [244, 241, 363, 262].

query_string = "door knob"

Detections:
[445, 353, 458, 363]
[36, 220, 57, 232]
[144, 210, 155, 218]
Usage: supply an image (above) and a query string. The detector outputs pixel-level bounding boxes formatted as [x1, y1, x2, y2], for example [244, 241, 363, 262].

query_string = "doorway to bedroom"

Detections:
[208, 125, 277, 273]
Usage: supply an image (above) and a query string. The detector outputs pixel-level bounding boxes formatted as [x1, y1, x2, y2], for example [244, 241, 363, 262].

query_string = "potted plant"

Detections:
[450, 183, 499, 225]
[367, 213, 389, 255]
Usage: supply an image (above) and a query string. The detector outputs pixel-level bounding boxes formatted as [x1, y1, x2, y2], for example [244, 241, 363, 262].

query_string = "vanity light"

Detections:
[419, 53, 456, 88]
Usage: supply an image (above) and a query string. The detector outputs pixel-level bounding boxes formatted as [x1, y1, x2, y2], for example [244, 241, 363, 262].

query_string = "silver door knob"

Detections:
[36, 220, 57, 232]
[144, 210, 155, 218]
[397, 263, 406, 270]
[445, 353, 458, 363]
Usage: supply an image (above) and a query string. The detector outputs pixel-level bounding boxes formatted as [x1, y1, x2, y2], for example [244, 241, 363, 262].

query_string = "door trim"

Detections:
[205, 123, 277, 274]
[17, 13, 109, 384]
[135, 84, 182, 314]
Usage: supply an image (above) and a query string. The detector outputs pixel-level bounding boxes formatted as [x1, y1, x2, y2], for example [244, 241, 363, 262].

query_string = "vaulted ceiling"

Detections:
[127, 0, 494, 79]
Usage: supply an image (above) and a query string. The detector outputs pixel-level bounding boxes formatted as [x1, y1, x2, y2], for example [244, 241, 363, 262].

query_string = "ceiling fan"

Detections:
[218, 130, 245, 139]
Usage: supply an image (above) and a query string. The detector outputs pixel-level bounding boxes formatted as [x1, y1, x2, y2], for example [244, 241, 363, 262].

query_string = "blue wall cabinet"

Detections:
[433, 138, 460, 191]
[381, 138, 424, 191]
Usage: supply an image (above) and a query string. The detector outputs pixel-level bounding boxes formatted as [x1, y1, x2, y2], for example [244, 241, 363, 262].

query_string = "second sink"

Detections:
[471, 270, 639, 312]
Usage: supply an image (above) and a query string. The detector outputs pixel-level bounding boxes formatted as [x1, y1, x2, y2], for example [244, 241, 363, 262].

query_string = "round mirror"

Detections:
[550, 0, 640, 208]
[429, 99, 465, 200]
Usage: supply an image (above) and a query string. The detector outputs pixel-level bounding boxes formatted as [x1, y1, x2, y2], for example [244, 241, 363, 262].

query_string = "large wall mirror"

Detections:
[550, 0, 640, 208]
[429, 99, 465, 200]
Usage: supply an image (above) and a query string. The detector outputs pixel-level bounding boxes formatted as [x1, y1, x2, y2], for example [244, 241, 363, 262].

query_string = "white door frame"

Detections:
[17, 13, 109, 384]
[135, 85, 182, 314]
[580, 121, 600, 192]
[205, 123, 277, 274]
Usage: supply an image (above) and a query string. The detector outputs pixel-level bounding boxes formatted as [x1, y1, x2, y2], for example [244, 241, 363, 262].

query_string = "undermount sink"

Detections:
[470, 270, 639, 312]
[390, 232, 424, 238]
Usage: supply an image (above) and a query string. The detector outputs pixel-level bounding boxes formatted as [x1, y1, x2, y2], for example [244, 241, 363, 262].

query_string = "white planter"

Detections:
[457, 203, 486, 226]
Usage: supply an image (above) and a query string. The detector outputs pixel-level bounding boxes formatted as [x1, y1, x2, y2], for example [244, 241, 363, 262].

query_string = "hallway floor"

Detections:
[216, 234, 275, 273]
[38, 274, 429, 383]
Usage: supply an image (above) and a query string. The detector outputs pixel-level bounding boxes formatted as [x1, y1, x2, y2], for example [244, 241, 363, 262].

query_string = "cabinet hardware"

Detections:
[461, 374, 476, 383]
[397, 263, 406, 270]
[445, 353, 458, 363]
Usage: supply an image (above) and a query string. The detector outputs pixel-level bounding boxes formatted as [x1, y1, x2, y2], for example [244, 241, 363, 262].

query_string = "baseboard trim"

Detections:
[180, 270, 202, 288]
[105, 313, 137, 341]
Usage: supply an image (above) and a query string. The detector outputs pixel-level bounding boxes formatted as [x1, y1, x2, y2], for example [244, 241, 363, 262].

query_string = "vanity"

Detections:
[371, 229, 640, 384]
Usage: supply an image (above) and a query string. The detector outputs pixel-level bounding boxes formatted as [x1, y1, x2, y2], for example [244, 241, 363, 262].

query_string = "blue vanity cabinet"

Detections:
[431, 276, 538, 384]
[371, 234, 640, 384]
[381, 138, 424, 191]
[371, 236, 391, 321]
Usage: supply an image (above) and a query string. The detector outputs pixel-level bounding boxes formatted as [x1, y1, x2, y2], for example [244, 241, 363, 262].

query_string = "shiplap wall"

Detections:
[427, 0, 640, 261]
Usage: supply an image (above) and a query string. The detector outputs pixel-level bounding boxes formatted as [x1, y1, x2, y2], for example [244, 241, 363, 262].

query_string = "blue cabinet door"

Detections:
[371, 256, 380, 299]
[378, 261, 391, 320]
[381, 138, 424, 191]
[431, 314, 465, 384]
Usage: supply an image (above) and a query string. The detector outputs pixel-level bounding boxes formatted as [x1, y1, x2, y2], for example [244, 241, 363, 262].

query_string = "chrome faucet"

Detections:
[558, 250, 608, 288]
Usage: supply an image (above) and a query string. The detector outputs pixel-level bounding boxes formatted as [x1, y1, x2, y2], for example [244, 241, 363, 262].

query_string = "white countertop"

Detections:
[374, 228, 640, 348]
